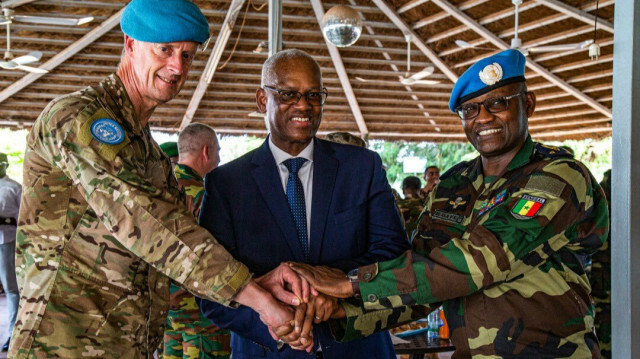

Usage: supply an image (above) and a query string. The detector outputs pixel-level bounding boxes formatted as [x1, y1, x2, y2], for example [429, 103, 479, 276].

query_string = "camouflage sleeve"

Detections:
[328, 298, 436, 342]
[356, 159, 608, 311]
[32, 97, 250, 306]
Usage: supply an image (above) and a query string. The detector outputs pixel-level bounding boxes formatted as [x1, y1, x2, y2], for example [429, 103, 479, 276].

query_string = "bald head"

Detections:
[178, 123, 220, 176]
[261, 49, 322, 87]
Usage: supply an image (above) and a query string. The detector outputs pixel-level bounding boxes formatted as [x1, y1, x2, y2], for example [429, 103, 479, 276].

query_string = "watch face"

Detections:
[347, 268, 359, 281]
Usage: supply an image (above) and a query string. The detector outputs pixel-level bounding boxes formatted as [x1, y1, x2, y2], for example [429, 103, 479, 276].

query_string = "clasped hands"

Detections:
[252, 262, 356, 352]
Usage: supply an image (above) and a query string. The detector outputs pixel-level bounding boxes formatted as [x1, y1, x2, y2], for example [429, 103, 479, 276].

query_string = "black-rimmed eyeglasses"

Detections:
[263, 86, 328, 106]
[456, 92, 526, 121]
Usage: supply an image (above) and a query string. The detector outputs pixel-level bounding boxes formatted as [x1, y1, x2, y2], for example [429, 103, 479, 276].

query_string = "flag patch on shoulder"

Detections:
[511, 194, 546, 218]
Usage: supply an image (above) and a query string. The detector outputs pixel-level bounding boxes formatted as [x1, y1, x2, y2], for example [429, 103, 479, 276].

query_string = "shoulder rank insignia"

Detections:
[511, 194, 546, 219]
[478, 189, 507, 217]
[90, 118, 125, 145]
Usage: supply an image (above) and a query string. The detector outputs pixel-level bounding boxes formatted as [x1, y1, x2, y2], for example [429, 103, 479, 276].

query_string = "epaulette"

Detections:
[439, 159, 472, 181]
[534, 143, 573, 159]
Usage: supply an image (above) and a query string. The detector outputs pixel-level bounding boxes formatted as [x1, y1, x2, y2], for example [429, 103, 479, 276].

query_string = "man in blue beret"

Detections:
[10, 0, 307, 358]
[282, 49, 609, 358]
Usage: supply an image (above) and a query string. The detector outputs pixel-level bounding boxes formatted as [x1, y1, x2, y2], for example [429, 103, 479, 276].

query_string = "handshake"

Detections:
[234, 262, 358, 353]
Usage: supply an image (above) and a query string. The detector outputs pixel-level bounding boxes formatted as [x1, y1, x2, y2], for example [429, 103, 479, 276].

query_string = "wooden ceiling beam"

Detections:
[180, 0, 246, 130]
[412, 0, 490, 29]
[0, 0, 36, 8]
[372, 0, 459, 83]
[534, 0, 614, 33]
[0, 7, 124, 105]
[398, 0, 430, 14]
[426, 0, 611, 118]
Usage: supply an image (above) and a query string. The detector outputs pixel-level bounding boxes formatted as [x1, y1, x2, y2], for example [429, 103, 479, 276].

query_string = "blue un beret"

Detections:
[121, 0, 210, 44]
[449, 49, 526, 112]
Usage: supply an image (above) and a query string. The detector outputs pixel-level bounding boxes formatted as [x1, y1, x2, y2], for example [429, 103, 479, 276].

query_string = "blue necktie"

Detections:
[283, 157, 309, 261]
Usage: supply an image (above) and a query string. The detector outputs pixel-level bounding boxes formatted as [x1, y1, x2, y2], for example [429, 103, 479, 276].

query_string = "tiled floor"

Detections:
[0, 294, 8, 358]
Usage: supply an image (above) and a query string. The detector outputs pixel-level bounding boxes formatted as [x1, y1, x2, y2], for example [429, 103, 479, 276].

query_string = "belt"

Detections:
[0, 216, 17, 226]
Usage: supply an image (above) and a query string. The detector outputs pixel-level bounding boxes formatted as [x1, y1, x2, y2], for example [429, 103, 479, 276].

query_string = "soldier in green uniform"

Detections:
[591, 169, 611, 358]
[285, 49, 609, 358]
[162, 124, 232, 359]
[11, 1, 305, 357]
[397, 176, 425, 239]
[160, 141, 180, 169]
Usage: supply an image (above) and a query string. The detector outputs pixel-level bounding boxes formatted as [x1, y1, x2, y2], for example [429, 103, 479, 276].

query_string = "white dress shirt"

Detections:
[268, 137, 314, 241]
[0, 175, 22, 244]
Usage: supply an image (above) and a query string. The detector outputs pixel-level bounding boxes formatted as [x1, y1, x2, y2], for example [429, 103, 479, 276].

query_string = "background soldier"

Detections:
[160, 141, 180, 169]
[419, 165, 440, 199]
[163, 124, 232, 359]
[286, 49, 609, 358]
[0, 152, 21, 352]
[11, 0, 302, 357]
[397, 176, 424, 238]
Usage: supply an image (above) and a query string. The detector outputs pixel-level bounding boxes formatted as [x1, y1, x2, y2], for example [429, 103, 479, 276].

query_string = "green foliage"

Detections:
[370, 140, 478, 190]
[0, 128, 28, 184]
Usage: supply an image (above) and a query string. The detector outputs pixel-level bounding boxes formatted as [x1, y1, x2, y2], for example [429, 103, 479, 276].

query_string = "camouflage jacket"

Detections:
[396, 197, 425, 238]
[12, 74, 250, 358]
[591, 169, 611, 357]
[333, 137, 609, 358]
[168, 163, 223, 335]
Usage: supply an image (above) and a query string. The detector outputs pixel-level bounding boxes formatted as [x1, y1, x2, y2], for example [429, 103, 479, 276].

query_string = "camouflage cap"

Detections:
[325, 132, 367, 148]
[160, 142, 179, 157]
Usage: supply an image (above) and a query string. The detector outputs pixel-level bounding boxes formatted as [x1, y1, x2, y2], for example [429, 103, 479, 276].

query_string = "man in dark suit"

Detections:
[197, 49, 409, 358]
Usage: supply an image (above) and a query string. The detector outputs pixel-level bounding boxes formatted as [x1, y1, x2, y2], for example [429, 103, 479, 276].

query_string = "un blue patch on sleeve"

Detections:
[90, 118, 125, 145]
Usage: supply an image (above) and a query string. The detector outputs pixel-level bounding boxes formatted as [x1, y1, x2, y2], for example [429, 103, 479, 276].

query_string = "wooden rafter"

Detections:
[180, 0, 246, 130]
[372, 0, 459, 83]
[310, 0, 368, 135]
[534, 0, 614, 33]
[0, 7, 123, 105]
[0, 0, 36, 8]
[428, 0, 612, 118]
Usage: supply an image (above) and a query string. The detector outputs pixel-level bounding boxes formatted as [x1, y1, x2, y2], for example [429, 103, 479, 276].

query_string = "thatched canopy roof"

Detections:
[0, 0, 614, 142]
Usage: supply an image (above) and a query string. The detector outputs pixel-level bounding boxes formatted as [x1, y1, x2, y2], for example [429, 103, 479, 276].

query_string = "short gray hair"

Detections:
[261, 49, 321, 87]
[178, 123, 217, 156]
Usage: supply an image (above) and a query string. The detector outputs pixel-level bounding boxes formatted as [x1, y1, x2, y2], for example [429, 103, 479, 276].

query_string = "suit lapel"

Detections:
[309, 139, 338, 265]
[251, 140, 305, 262]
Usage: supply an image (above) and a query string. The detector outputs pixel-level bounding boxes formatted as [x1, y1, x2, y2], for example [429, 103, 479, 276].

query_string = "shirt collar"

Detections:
[173, 163, 203, 182]
[268, 136, 315, 166]
[98, 73, 144, 137]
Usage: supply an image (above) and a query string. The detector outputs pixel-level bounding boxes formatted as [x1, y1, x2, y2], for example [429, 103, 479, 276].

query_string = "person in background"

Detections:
[161, 141, 180, 169]
[163, 123, 231, 359]
[419, 165, 440, 199]
[397, 176, 424, 239]
[0, 152, 21, 352]
[286, 49, 609, 358]
[591, 168, 611, 358]
[324, 132, 367, 148]
[198, 49, 409, 359]
[10, 0, 299, 356]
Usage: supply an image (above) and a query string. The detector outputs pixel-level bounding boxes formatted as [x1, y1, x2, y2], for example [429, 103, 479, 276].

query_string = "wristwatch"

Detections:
[347, 268, 361, 297]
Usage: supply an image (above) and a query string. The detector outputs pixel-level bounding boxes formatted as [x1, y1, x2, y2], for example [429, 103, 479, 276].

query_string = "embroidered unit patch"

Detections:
[511, 194, 546, 218]
[90, 118, 125, 145]
[478, 189, 507, 217]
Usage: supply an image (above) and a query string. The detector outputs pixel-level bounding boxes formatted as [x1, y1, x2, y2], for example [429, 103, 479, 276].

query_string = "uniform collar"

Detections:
[465, 135, 534, 185]
[174, 163, 202, 181]
[98, 73, 145, 137]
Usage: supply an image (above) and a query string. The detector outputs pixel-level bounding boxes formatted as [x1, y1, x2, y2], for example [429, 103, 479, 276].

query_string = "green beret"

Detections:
[159, 142, 178, 157]
[0, 153, 7, 163]
[121, 0, 210, 44]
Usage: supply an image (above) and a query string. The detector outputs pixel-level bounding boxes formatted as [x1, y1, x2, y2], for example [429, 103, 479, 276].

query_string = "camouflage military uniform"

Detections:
[12, 74, 250, 358]
[164, 164, 231, 359]
[332, 137, 609, 358]
[396, 197, 424, 239]
[591, 169, 611, 358]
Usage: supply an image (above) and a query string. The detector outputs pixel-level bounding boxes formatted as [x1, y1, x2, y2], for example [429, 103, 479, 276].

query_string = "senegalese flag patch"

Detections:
[511, 194, 546, 218]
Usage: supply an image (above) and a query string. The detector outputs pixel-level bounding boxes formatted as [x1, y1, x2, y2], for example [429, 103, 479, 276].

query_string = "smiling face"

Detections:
[127, 37, 197, 107]
[461, 83, 535, 160]
[257, 57, 323, 155]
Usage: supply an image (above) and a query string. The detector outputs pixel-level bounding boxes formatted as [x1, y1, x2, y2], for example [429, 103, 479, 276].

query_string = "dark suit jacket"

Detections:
[198, 138, 409, 358]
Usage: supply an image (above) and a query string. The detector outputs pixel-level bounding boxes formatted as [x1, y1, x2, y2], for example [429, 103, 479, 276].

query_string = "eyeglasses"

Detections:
[456, 92, 526, 121]
[263, 85, 328, 106]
